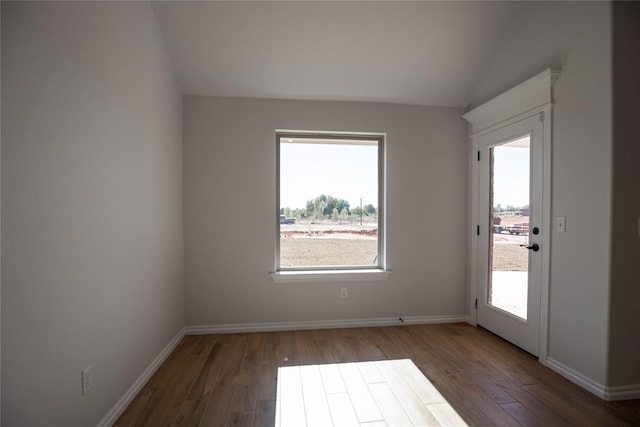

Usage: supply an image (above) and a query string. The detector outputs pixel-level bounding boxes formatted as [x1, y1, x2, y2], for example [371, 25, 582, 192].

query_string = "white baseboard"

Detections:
[546, 357, 607, 399]
[97, 327, 185, 427]
[603, 383, 640, 401]
[185, 314, 469, 335]
[546, 357, 640, 401]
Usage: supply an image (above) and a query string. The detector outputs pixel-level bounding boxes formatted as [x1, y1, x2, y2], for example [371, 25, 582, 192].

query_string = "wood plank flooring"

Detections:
[115, 324, 640, 426]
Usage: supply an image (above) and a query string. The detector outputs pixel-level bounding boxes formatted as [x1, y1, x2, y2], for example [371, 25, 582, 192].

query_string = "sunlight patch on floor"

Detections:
[275, 359, 467, 427]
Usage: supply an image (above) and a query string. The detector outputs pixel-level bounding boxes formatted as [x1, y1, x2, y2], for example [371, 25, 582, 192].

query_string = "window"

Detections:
[276, 132, 385, 274]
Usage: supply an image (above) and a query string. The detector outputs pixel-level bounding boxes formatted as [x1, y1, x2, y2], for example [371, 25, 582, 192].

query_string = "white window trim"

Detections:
[270, 269, 391, 284]
[274, 131, 388, 279]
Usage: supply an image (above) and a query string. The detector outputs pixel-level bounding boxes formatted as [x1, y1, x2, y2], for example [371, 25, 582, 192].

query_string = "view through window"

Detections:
[277, 133, 384, 270]
[489, 135, 531, 319]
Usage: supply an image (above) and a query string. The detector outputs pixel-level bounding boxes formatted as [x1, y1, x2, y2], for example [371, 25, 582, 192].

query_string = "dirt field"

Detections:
[492, 223, 529, 271]
[492, 240, 529, 271]
[280, 238, 378, 267]
[280, 220, 378, 267]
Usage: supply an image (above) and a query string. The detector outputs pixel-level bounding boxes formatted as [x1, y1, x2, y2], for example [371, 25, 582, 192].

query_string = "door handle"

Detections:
[520, 243, 539, 252]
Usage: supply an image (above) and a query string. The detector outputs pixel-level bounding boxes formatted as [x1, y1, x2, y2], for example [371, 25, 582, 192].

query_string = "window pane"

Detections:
[488, 135, 530, 319]
[279, 136, 380, 269]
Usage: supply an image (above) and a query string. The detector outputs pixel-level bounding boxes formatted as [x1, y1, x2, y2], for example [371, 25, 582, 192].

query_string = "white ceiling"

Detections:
[152, 1, 520, 107]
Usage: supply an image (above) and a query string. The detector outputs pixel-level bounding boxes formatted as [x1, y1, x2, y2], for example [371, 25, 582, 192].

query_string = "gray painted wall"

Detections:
[184, 97, 468, 326]
[2, 2, 184, 425]
[467, 2, 612, 385]
[609, 2, 640, 388]
[0, 4, 3, 423]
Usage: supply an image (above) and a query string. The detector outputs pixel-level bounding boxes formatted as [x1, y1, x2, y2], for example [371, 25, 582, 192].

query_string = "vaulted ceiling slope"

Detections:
[152, 1, 521, 107]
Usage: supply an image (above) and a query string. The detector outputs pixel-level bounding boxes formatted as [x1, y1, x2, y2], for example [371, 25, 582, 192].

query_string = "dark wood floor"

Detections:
[115, 323, 640, 426]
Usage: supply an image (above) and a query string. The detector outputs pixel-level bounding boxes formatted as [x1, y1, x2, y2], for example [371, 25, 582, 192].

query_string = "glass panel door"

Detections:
[475, 113, 543, 357]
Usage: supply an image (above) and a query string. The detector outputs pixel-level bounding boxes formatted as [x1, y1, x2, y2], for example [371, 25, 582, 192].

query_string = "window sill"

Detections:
[270, 269, 391, 284]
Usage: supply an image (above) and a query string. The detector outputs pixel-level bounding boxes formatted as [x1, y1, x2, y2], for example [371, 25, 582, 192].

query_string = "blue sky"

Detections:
[280, 142, 378, 210]
[493, 142, 530, 208]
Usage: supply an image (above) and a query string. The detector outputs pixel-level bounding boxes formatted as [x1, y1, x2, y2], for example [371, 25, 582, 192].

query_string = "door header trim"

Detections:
[463, 68, 560, 135]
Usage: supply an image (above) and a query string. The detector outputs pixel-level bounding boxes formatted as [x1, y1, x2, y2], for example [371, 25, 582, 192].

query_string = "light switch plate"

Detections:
[556, 216, 566, 233]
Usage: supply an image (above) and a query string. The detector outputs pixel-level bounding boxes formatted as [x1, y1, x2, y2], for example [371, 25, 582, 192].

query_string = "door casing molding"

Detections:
[463, 68, 558, 365]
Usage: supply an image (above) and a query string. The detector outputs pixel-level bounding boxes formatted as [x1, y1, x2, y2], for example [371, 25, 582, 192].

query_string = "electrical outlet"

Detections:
[82, 365, 93, 395]
[340, 288, 348, 299]
[556, 216, 566, 233]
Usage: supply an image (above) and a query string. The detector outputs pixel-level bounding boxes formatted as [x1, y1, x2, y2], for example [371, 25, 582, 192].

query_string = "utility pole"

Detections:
[360, 197, 363, 226]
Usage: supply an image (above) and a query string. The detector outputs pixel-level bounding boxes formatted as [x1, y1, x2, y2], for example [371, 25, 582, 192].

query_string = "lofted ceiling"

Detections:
[152, 1, 521, 107]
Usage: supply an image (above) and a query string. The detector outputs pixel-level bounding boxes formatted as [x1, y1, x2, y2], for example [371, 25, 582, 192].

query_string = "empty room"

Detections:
[2, 1, 639, 426]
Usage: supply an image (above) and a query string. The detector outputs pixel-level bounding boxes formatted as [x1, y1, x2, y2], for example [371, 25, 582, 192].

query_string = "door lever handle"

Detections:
[520, 243, 539, 252]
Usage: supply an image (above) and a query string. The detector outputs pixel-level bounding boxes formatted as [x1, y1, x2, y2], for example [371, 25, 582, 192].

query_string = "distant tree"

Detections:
[284, 207, 292, 218]
[292, 208, 306, 219]
[364, 204, 376, 216]
[308, 194, 327, 218]
[305, 194, 351, 219]
[339, 207, 349, 224]
[351, 206, 363, 216]
[331, 207, 340, 221]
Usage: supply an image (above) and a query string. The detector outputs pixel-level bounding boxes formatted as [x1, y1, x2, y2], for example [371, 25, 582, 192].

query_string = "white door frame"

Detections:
[463, 69, 558, 364]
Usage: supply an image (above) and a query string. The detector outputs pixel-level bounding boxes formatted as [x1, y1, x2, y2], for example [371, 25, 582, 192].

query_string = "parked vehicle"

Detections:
[493, 217, 503, 234]
[505, 223, 529, 235]
[280, 214, 295, 224]
[493, 218, 529, 235]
